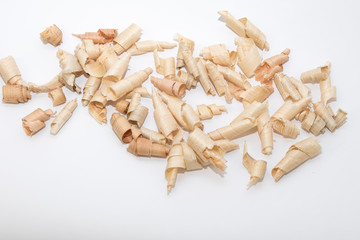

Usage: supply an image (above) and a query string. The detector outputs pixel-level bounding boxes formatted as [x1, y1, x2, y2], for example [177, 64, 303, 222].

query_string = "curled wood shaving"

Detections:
[88, 102, 107, 124]
[271, 97, 311, 138]
[165, 131, 186, 193]
[205, 60, 233, 102]
[2, 85, 31, 103]
[239, 17, 269, 51]
[113, 24, 142, 55]
[183, 50, 200, 80]
[195, 58, 215, 96]
[158, 91, 203, 131]
[196, 104, 227, 120]
[48, 88, 66, 106]
[239, 84, 273, 104]
[140, 127, 166, 145]
[151, 76, 186, 98]
[0, 56, 29, 87]
[127, 137, 170, 158]
[243, 142, 267, 187]
[153, 50, 175, 79]
[235, 37, 262, 78]
[28, 74, 64, 93]
[214, 139, 239, 153]
[218, 11, 269, 50]
[313, 101, 337, 132]
[174, 34, 194, 69]
[274, 73, 310, 102]
[128, 40, 177, 56]
[82, 76, 101, 106]
[103, 52, 131, 82]
[175, 70, 197, 90]
[200, 44, 234, 67]
[40, 24, 62, 46]
[115, 100, 130, 114]
[50, 98, 77, 135]
[127, 93, 149, 128]
[73, 29, 117, 44]
[301, 62, 329, 83]
[107, 68, 153, 101]
[231, 101, 268, 124]
[152, 88, 179, 141]
[217, 65, 249, 89]
[295, 108, 326, 136]
[75, 42, 106, 78]
[56, 49, 83, 93]
[255, 48, 290, 83]
[22, 108, 56, 136]
[188, 127, 226, 171]
[272, 137, 321, 182]
[111, 113, 136, 143]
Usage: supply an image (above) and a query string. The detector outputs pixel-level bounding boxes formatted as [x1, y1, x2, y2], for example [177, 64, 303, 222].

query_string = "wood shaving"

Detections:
[196, 104, 227, 120]
[152, 88, 179, 141]
[113, 24, 142, 55]
[188, 127, 226, 171]
[215, 139, 239, 153]
[22, 108, 56, 136]
[158, 91, 203, 131]
[127, 137, 170, 158]
[272, 137, 321, 182]
[217, 65, 249, 89]
[165, 131, 186, 193]
[200, 44, 234, 67]
[205, 60, 233, 102]
[151, 76, 186, 98]
[174, 34, 194, 69]
[195, 58, 216, 95]
[127, 92, 149, 128]
[82, 76, 101, 106]
[274, 73, 310, 102]
[153, 50, 175, 79]
[140, 127, 166, 145]
[2, 85, 31, 103]
[107, 68, 152, 101]
[235, 37, 262, 78]
[73, 29, 117, 44]
[111, 113, 136, 143]
[115, 100, 130, 114]
[255, 48, 290, 83]
[128, 40, 177, 56]
[40, 24, 62, 46]
[175, 70, 196, 90]
[243, 142, 267, 187]
[48, 88, 66, 106]
[50, 98, 77, 135]
[218, 11, 269, 50]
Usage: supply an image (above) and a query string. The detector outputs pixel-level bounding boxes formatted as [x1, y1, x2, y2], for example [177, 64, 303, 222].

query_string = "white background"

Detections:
[0, 0, 359, 239]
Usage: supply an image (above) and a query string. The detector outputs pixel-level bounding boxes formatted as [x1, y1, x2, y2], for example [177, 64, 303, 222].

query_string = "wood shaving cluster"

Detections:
[0, 11, 347, 193]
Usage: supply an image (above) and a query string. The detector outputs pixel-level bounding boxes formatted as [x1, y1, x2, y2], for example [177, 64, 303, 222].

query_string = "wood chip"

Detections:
[196, 104, 227, 120]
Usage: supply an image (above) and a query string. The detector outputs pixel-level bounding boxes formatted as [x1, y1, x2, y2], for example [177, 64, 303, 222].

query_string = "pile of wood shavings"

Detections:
[0, 10, 347, 193]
